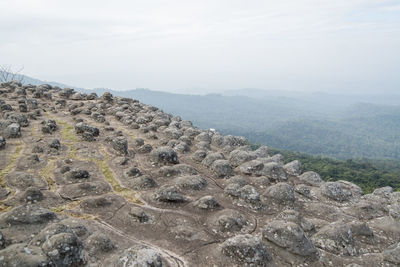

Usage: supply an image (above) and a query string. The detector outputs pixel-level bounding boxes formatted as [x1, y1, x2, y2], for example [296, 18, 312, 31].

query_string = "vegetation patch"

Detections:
[0, 141, 23, 187]
[39, 159, 57, 192]
[269, 147, 400, 194]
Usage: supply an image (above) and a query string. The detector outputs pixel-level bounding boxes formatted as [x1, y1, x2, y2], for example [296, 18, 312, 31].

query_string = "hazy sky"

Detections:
[1, 0, 399, 93]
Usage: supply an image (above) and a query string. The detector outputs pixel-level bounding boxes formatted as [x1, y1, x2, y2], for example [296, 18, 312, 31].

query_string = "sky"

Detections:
[0, 0, 399, 93]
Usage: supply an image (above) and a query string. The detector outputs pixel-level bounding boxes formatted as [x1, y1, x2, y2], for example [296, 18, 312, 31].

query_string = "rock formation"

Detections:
[0, 80, 399, 266]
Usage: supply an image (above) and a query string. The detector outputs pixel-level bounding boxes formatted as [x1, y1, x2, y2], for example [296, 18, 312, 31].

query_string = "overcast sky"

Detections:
[1, 0, 399, 93]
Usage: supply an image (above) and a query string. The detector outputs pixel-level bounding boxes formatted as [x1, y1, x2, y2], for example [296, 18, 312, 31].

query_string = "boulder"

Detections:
[112, 136, 128, 155]
[86, 233, 116, 254]
[154, 185, 186, 203]
[202, 152, 225, 167]
[312, 222, 357, 256]
[174, 175, 207, 190]
[110, 246, 164, 267]
[150, 147, 179, 164]
[74, 122, 99, 136]
[41, 119, 57, 134]
[42, 232, 83, 266]
[263, 220, 317, 256]
[263, 183, 295, 204]
[299, 171, 323, 186]
[211, 160, 233, 178]
[321, 182, 353, 202]
[194, 195, 221, 210]
[214, 209, 247, 232]
[4, 122, 21, 138]
[284, 160, 302, 176]
[221, 234, 271, 266]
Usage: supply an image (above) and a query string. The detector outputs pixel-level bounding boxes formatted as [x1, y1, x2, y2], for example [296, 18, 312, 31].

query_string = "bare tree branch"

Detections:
[0, 65, 25, 83]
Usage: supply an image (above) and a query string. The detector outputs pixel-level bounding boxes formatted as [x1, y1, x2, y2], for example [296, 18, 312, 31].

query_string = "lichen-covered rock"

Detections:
[211, 159, 233, 178]
[321, 182, 353, 202]
[221, 234, 272, 266]
[110, 246, 165, 267]
[154, 185, 186, 202]
[174, 175, 207, 190]
[41, 119, 57, 134]
[194, 195, 221, 210]
[191, 150, 207, 162]
[263, 183, 295, 204]
[276, 209, 315, 232]
[263, 220, 317, 256]
[3, 122, 21, 138]
[214, 209, 247, 232]
[312, 222, 357, 256]
[229, 149, 257, 167]
[86, 232, 116, 254]
[129, 176, 157, 190]
[112, 136, 128, 155]
[42, 232, 83, 266]
[299, 171, 323, 186]
[74, 122, 99, 136]
[48, 138, 61, 149]
[260, 162, 287, 181]
[284, 160, 302, 176]
[202, 152, 225, 167]
[150, 146, 179, 164]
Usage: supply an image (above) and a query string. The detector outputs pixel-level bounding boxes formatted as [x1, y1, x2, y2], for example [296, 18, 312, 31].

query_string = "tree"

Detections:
[0, 65, 24, 83]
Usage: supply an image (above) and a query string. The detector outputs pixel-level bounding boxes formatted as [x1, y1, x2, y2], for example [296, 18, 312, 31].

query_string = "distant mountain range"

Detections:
[8, 72, 400, 160]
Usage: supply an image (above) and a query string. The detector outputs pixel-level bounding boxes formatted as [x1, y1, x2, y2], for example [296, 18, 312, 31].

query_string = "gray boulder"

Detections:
[42, 233, 83, 266]
[221, 234, 271, 266]
[312, 222, 357, 256]
[321, 182, 353, 202]
[263, 220, 317, 256]
[74, 122, 99, 136]
[263, 183, 295, 204]
[211, 159, 233, 178]
[4, 122, 21, 138]
[154, 185, 186, 203]
[191, 150, 207, 162]
[229, 149, 257, 167]
[194, 195, 221, 210]
[174, 175, 207, 190]
[284, 160, 302, 176]
[112, 136, 128, 155]
[202, 152, 225, 167]
[110, 246, 164, 267]
[41, 119, 57, 134]
[299, 171, 323, 186]
[150, 146, 179, 165]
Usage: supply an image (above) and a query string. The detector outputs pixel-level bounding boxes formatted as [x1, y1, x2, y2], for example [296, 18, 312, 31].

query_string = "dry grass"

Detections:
[39, 159, 57, 192]
[0, 141, 23, 186]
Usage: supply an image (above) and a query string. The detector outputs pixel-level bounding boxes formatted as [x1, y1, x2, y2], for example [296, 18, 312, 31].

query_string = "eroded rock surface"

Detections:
[0, 82, 398, 267]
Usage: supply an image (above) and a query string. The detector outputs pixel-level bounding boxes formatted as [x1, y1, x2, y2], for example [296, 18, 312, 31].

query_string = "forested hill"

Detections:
[86, 88, 400, 160]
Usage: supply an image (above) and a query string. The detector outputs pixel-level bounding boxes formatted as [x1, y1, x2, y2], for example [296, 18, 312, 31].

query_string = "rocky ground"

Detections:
[0, 81, 399, 266]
